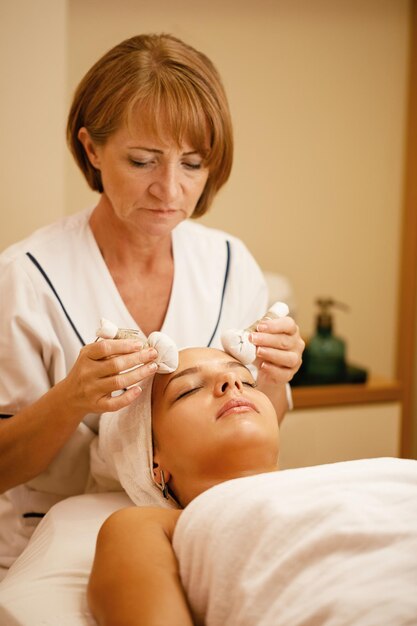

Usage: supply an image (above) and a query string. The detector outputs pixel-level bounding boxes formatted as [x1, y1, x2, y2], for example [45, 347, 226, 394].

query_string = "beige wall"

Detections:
[1, 1, 411, 389]
[0, 0, 67, 247]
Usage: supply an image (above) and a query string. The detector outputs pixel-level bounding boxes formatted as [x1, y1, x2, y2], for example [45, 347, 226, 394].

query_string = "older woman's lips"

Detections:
[149, 208, 178, 214]
[216, 399, 258, 419]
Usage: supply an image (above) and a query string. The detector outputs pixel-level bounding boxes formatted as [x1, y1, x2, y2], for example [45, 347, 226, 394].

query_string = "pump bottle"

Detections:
[304, 299, 348, 384]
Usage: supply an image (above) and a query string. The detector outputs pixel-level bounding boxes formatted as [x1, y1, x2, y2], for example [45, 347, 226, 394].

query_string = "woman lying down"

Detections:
[88, 347, 417, 626]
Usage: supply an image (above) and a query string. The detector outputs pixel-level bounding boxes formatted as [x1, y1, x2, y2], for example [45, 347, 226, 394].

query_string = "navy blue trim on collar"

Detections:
[26, 252, 86, 347]
[207, 240, 231, 347]
[26, 240, 231, 351]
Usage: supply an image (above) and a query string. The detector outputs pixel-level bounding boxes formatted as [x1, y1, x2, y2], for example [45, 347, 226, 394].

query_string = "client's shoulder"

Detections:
[99, 506, 182, 541]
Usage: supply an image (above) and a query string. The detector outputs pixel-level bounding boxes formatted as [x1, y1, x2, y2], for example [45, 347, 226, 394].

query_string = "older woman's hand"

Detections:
[62, 339, 158, 415]
[250, 316, 305, 386]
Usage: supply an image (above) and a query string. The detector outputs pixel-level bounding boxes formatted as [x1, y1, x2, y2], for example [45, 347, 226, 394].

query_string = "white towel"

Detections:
[173, 458, 417, 626]
[90, 376, 179, 509]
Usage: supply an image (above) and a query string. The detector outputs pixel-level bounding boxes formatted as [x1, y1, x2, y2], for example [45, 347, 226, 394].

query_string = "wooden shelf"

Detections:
[292, 377, 403, 409]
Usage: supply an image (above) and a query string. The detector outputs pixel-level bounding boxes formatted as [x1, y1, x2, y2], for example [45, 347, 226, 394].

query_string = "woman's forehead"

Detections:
[178, 347, 230, 367]
[168, 347, 233, 381]
[152, 347, 239, 398]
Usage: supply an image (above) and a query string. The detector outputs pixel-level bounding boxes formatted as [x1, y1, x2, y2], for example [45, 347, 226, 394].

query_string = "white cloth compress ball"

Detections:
[221, 301, 289, 365]
[221, 329, 256, 365]
[95, 319, 178, 374]
[147, 331, 179, 373]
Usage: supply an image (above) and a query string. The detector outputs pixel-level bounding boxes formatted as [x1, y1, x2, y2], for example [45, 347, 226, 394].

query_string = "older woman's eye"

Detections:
[128, 158, 154, 168]
[183, 161, 203, 170]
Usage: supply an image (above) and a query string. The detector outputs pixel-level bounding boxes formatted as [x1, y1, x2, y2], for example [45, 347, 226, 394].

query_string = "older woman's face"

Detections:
[151, 348, 280, 494]
[82, 119, 210, 237]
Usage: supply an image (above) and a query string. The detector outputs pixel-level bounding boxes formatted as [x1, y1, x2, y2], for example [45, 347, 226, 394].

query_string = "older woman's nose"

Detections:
[214, 371, 243, 396]
[149, 164, 181, 203]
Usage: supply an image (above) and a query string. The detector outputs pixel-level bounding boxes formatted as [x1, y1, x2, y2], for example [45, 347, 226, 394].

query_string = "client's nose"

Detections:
[215, 371, 243, 396]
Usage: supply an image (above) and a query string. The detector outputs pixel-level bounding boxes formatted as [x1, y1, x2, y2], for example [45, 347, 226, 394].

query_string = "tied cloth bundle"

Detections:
[221, 301, 289, 365]
[96, 318, 179, 373]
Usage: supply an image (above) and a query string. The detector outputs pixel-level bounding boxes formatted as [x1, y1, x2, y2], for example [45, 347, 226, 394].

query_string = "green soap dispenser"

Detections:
[304, 298, 349, 384]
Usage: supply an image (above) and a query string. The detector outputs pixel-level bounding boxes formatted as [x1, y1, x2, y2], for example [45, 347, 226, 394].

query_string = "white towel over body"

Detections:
[173, 457, 417, 626]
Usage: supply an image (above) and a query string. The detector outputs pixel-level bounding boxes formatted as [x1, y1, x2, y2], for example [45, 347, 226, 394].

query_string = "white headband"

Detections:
[90, 375, 179, 509]
[90, 319, 179, 506]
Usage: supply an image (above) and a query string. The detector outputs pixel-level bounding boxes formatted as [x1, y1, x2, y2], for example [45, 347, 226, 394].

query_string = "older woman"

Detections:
[0, 33, 303, 575]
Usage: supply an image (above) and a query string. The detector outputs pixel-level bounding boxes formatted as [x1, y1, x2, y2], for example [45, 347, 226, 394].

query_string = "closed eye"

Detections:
[175, 387, 202, 401]
[129, 159, 152, 168]
[183, 162, 203, 170]
[243, 381, 257, 388]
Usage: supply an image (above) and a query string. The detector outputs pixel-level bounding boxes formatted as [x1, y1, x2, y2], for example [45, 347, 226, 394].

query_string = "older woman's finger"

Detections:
[86, 338, 149, 360]
[257, 360, 296, 384]
[93, 347, 158, 379]
[96, 384, 144, 412]
[256, 346, 302, 370]
[251, 331, 299, 351]
[104, 361, 159, 394]
[256, 316, 298, 335]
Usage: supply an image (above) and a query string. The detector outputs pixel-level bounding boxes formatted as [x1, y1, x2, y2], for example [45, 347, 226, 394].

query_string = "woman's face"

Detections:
[152, 348, 280, 501]
[79, 120, 210, 237]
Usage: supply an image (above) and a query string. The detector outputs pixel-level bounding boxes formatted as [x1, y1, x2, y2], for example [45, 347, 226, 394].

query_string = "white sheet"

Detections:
[1, 458, 416, 626]
[173, 457, 417, 626]
[0, 492, 132, 626]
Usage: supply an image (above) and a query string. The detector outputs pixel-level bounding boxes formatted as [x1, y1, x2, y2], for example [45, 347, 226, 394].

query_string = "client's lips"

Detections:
[216, 398, 259, 420]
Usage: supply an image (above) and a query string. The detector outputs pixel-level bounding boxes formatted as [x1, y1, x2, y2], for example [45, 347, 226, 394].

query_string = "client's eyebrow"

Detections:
[163, 361, 251, 393]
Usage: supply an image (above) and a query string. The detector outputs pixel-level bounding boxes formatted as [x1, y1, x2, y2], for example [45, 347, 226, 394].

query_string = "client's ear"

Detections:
[152, 456, 172, 486]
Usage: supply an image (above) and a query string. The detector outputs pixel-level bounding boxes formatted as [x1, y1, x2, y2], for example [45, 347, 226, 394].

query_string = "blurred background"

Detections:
[1, 0, 415, 460]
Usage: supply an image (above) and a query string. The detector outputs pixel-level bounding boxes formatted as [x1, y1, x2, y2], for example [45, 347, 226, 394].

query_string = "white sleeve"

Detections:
[0, 256, 61, 414]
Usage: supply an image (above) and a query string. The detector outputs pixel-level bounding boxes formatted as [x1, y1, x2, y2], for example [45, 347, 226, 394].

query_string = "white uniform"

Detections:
[0, 207, 268, 572]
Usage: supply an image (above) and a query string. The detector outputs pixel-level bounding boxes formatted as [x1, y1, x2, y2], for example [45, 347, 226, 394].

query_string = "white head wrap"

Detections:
[90, 319, 179, 507]
[90, 375, 179, 509]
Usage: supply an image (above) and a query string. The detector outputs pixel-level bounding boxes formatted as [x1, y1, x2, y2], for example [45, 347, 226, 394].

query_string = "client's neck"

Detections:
[175, 463, 279, 508]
